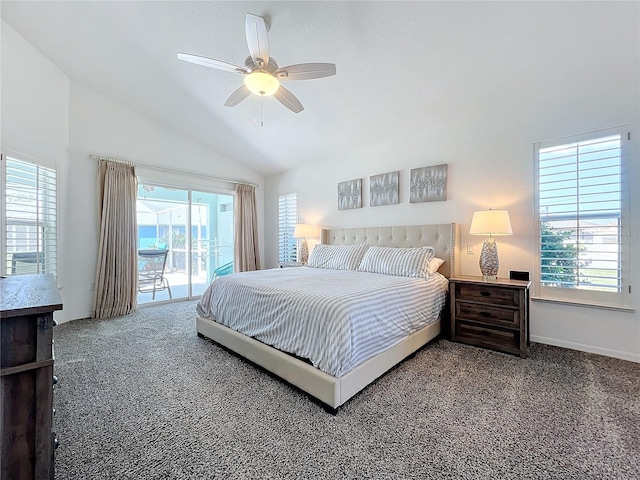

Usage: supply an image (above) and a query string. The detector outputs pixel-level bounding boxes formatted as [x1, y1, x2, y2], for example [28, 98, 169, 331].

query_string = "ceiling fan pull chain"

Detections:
[252, 98, 265, 127]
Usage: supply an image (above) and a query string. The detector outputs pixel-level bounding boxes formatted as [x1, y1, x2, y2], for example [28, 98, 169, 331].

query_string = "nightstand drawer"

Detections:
[455, 302, 519, 327]
[455, 321, 520, 351]
[455, 283, 520, 307]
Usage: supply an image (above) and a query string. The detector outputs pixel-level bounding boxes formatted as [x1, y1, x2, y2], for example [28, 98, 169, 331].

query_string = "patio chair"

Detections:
[138, 249, 172, 300]
[211, 261, 233, 281]
[10, 251, 44, 274]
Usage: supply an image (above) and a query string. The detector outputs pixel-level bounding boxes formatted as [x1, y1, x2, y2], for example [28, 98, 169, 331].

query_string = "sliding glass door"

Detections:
[190, 190, 234, 297]
[136, 184, 233, 304]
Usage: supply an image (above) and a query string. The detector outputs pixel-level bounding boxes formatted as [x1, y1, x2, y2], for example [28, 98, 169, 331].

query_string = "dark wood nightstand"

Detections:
[449, 275, 531, 358]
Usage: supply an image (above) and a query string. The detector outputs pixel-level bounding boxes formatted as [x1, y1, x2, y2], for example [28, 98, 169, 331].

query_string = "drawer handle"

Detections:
[480, 291, 491, 297]
[480, 311, 492, 317]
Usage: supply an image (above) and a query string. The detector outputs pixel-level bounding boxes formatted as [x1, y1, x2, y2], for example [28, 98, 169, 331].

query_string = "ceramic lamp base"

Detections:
[479, 237, 499, 279]
[299, 239, 309, 265]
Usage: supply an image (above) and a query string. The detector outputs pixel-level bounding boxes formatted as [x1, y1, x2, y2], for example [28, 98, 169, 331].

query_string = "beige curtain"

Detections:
[92, 160, 138, 318]
[234, 184, 260, 272]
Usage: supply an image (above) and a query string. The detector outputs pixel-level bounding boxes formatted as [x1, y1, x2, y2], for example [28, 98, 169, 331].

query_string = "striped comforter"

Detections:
[196, 267, 448, 377]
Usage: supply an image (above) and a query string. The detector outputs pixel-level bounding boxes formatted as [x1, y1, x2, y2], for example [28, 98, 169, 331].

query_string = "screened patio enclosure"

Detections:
[136, 184, 233, 304]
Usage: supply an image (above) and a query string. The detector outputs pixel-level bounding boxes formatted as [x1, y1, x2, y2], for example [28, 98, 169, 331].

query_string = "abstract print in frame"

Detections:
[370, 171, 399, 206]
[338, 178, 362, 210]
[410, 164, 448, 203]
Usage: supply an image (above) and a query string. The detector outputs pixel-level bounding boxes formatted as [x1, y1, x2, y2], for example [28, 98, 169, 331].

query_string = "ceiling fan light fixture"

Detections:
[244, 71, 280, 97]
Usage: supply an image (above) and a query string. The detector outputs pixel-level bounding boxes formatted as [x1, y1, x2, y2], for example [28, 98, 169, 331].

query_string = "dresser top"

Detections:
[0, 274, 63, 318]
[450, 275, 531, 289]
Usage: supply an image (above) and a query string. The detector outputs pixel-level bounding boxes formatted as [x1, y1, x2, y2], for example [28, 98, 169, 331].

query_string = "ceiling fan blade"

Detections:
[245, 14, 270, 68]
[274, 86, 304, 113]
[224, 85, 251, 107]
[177, 53, 247, 74]
[275, 63, 337, 80]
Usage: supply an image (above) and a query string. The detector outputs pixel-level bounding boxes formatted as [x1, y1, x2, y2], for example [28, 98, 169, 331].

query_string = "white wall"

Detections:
[2, 22, 264, 323]
[0, 22, 70, 169]
[264, 14, 640, 362]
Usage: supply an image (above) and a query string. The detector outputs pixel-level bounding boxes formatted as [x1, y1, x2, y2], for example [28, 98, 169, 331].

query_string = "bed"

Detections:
[196, 223, 459, 411]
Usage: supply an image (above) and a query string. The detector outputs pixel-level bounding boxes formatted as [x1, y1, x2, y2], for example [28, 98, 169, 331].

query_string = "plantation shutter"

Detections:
[534, 126, 629, 308]
[278, 192, 298, 264]
[1, 152, 58, 276]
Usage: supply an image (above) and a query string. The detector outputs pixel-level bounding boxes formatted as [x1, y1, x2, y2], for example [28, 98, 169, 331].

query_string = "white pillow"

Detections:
[426, 257, 445, 276]
[307, 243, 370, 271]
[357, 246, 435, 278]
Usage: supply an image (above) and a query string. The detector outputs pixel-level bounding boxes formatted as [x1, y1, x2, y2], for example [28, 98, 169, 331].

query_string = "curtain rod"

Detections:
[89, 155, 259, 188]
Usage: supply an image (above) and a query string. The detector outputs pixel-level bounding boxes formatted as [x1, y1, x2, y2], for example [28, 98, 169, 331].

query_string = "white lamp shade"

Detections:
[293, 223, 315, 239]
[469, 210, 513, 236]
[244, 71, 280, 96]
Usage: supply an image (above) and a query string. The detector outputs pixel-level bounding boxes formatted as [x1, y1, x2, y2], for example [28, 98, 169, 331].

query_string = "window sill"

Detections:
[531, 296, 635, 313]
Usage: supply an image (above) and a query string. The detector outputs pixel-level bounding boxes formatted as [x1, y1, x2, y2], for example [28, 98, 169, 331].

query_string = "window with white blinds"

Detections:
[278, 192, 298, 264]
[1, 152, 58, 277]
[534, 126, 630, 308]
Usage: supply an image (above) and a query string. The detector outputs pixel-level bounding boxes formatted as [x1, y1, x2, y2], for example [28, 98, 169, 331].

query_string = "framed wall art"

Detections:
[338, 178, 362, 210]
[370, 171, 399, 206]
[410, 164, 448, 203]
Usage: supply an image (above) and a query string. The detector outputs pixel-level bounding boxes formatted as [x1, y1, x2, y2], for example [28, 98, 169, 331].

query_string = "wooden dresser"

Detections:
[449, 275, 530, 358]
[1, 273, 63, 480]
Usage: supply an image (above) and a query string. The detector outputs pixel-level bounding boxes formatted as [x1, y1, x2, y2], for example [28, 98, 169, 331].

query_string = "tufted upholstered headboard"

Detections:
[320, 223, 460, 278]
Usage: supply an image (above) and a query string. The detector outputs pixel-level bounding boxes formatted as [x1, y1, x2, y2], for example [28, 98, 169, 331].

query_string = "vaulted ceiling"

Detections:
[0, 1, 629, 176]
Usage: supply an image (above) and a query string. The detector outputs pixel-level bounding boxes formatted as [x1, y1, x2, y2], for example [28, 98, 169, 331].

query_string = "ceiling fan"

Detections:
[178, 14, 336, 114]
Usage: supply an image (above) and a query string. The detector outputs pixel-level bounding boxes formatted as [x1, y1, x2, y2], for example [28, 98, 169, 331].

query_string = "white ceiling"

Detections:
[0, 1, 627, 177]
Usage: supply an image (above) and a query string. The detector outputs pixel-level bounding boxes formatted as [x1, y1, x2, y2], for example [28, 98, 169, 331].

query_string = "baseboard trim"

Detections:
[531, 335, 640, 363]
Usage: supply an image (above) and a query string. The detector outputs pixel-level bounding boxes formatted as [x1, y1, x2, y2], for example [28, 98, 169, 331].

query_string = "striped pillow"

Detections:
[307, 244, 370, 271]
[357, 246, 435, 278]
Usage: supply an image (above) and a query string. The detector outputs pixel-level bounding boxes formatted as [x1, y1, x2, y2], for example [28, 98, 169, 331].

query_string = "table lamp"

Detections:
[469, 209, 512, 280]
[293, 223, 315, 265]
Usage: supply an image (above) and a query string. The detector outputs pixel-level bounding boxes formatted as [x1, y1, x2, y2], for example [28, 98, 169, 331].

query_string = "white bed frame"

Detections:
[196, 223, 459, 411]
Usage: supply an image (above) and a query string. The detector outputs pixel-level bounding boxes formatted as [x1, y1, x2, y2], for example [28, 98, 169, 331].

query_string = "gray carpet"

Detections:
[52, 300, 639, 480]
